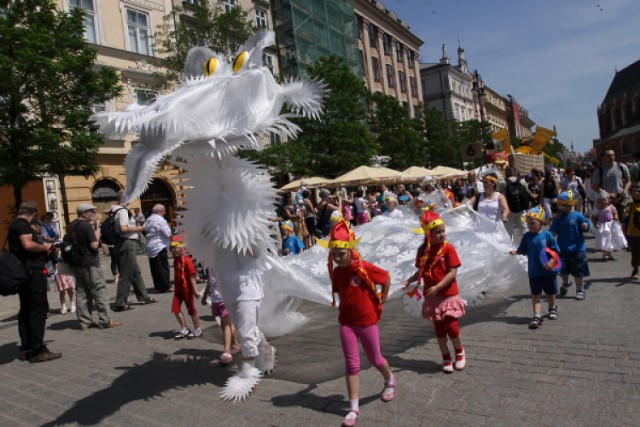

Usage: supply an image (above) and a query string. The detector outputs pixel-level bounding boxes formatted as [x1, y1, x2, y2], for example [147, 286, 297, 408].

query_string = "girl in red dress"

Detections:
[403, 210, 467, 373]
[318, 220, 394, 427]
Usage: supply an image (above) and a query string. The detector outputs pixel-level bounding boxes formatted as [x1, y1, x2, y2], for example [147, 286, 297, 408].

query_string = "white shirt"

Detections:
[113, 205, 139, 240]
[383, 209, 404, 219]
[143, 214, 172, 257]
[478, 192, 502, 222]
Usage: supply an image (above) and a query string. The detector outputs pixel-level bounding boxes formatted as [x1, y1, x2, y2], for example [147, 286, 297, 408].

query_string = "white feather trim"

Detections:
[255, 345, 276, 375]
[220, 362, 262, 402]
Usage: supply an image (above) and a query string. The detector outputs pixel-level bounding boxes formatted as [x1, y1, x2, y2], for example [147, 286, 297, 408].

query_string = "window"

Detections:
[256, 8, 268, 28]
[91, 103, 107, 113]
[398, 70, 406, 93]
[183, 0, 199, 4]
[356, 15, 364, 39]
[371, 57, 381, 82]
[383, 33, 391, 55]
[368, 23, 378, 48]
[408, 50, 415, 68]
[136, 90, 156, 106]
[69, 0, 98, 44]
[359, 49, 367, 77]
[410, 76, 417, 97]
[396, 42, 404, 62]
[263, 53, 275, 73]
[386, 64, 394, 88]
[223, 0, 238, 13]
[270, 132, 282, 145]
[127, 9, 151, 55]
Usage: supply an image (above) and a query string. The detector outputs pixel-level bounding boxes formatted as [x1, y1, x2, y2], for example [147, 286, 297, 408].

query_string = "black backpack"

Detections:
[505, 180, 529, 212]
[99, 207, 128, 246]
[61, 221, 85, 267]
[0, 242, 27, 296]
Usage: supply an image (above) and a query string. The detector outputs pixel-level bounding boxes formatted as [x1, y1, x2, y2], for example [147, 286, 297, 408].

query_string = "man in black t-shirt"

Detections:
[7, 201, 61, 363]
[68, 204, 122, 330]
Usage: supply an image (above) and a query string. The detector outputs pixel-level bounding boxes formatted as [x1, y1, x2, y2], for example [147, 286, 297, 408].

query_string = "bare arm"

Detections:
[424, 268, 457, 297]
[19, 234, 51, 252]
[401, 271, 420, 287]
[379, 275, 391, 304]
[498, 194, 510, 221]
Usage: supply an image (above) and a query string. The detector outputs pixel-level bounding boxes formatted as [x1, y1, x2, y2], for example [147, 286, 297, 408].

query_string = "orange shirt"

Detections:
[333, 260, 389, 327]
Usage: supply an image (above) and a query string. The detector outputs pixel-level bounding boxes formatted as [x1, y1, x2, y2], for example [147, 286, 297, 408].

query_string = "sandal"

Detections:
[174, 330, 190, 340]
[219, 352, 233, 365]
[113, 304, 134, 312]
[381, 381, 396, 402]
[139, 297, 158, 305]
[529, 316, 542, 329]
[341, 410, 359, 427]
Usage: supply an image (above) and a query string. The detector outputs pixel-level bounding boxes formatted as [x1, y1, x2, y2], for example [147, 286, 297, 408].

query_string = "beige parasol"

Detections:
[329, 166, 405, 187]
[429, 165, 467, 179]
[279, 176, 332, 191]
[401, 166, 436, 182]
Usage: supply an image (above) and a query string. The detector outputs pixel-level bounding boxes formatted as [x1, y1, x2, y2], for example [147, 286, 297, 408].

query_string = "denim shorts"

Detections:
[529, 276, 558, 295]
[559, 252, 590, 278]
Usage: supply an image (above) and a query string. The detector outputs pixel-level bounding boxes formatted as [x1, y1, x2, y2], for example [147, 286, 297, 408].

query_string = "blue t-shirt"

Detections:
[517, 230, 560, 278]
[283, 235, 304, 256]
[549, 211, 590, 253]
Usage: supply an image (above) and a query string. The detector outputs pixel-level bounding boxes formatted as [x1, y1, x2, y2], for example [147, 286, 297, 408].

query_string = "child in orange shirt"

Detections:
[319, 220, 394, 427]
[403, 210, 466, 373]
[170, 237, 202, 339]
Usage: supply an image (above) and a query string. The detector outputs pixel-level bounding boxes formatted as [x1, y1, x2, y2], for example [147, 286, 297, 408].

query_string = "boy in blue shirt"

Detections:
[550, 190, 591, 300]
[511, 206, 561, 329]
[281, 220, 304, 256]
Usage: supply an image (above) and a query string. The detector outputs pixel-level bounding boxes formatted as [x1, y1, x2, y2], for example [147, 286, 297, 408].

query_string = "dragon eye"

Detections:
[233, 51, 249, 74]
[203, 58, 218, 77]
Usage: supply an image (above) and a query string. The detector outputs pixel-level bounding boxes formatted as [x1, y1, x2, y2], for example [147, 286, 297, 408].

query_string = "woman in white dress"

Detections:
[470, 172, 510, 224]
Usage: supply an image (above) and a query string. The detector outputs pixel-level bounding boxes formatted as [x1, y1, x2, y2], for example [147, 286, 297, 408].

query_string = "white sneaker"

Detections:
[60, 304, 68, 315]
[70, 305, 76, 313]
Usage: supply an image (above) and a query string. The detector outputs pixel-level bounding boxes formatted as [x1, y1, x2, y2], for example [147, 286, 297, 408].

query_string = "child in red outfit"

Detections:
[403, 210, 466, 373]
[170, 237, 202, 339]
[318, 219, 394, 427]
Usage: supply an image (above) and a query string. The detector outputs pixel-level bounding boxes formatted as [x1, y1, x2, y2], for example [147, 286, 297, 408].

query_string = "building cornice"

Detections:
[353, 0, 423, 48]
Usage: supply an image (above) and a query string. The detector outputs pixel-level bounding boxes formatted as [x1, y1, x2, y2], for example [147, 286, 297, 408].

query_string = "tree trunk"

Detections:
[13, 185, 22, 211]
[59, 175, 70, 226]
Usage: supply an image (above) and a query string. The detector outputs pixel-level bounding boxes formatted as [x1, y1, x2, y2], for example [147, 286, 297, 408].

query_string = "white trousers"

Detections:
[225, 300, 265, 358]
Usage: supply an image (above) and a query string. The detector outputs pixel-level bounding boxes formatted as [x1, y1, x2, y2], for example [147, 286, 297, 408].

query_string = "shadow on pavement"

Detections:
[47, 320, 84, 331]
[1, 313, 18, 323]
[0, 341, 19, 365]
[584, 276, 633, 288]
[271, 383, 380, 415]
[41, 351, 228, 427]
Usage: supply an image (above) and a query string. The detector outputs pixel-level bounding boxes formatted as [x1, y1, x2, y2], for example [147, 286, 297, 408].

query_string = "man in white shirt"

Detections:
[143, 204, 172, 293]
[112, 191, 156, 311]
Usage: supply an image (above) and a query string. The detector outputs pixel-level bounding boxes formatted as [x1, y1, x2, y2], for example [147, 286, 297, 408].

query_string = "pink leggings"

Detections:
[433, 317, 460, 339]
[340, 324, 387, 375]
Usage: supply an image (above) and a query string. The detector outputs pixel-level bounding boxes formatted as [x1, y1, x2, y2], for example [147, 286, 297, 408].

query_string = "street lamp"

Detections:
[472, 70, 491, 148]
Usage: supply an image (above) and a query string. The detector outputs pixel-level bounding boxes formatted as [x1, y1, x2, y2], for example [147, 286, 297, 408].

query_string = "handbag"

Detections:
[0, 238, 28, 296]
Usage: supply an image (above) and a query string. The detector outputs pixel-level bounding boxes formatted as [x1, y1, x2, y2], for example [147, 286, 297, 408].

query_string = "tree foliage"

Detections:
[153, 2, 255, 88]
[248, 56, 377, 178]
[0, 0, 121, 205]
[369, 93, 426, 170]
[417, 107, 458, 168]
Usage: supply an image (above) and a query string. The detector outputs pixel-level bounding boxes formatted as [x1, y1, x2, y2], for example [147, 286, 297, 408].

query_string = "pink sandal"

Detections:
[341, 410, 359, 427]
[381, 377, 396, 402]
[219, 352, 233, 365]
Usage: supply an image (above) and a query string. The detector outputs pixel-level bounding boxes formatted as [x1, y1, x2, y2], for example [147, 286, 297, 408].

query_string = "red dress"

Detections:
[415, 242, 466, 321]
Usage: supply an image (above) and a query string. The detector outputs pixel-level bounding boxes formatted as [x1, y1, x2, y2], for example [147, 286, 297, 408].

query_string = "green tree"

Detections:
[0, 0, 121, 207]
[153, 2, 255, 88]
[418, 107, 457, 167]
[369, 93, 426, 170]
[248, 56, 377, 178]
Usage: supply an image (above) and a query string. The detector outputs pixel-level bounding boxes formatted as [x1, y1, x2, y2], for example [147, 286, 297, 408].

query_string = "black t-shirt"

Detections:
[68, 219, 99, 268]
[8, 217, 46, 270]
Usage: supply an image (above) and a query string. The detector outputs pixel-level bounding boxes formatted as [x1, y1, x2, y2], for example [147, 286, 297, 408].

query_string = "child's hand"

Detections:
[194, 292, 202, 299]
[424, 286, 438, 298]
[581, 223, 589, 231]
[509, 249, 518, 256]
[401, 280, 411, 288]
[544, 259, 555, 271]
[201, 294, 208, 305]
[380, 294, 388, 304]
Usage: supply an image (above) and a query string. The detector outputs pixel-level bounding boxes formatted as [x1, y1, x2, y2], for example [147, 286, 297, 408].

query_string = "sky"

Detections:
[382, 0, 640, 154]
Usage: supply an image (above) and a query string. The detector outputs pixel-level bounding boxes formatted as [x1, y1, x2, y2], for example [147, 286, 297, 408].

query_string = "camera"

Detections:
[53, 241, 71, 252]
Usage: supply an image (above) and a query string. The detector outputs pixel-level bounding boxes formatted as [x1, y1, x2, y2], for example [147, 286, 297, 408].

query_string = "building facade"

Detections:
[353, 0, 423, 117]
[420, 45, 476, 124]
[595, 58, 640, 162]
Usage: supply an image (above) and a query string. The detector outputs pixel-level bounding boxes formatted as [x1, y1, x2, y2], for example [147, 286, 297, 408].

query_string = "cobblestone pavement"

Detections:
[0, 235, 639, 426]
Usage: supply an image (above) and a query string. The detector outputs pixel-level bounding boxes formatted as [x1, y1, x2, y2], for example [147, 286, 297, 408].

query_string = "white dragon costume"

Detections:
[92, 31, 325, 402]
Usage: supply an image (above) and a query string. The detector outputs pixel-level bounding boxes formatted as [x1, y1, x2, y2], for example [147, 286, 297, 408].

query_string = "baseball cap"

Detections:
[76, 203, 97, 214]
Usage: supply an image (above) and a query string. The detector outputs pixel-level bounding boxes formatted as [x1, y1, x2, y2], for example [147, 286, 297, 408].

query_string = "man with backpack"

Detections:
[67, 203, 122, 330]
[112, 191, 156, 312]
[7, 201, 61, 362]
[503, 167, 529, 244]
[591, 150, 631, 221]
